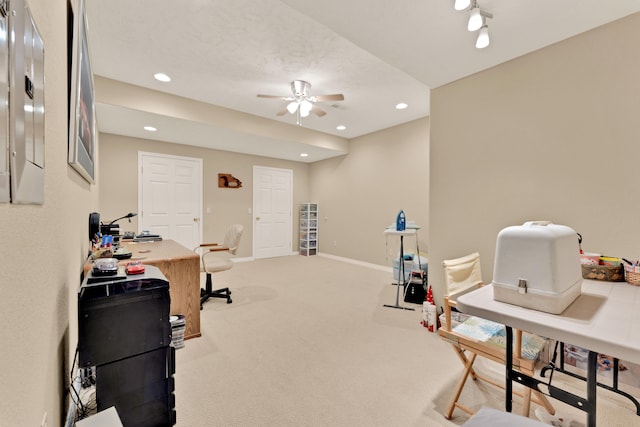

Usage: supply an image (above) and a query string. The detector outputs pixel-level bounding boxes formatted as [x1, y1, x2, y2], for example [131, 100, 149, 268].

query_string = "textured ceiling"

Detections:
[84, 0, 640, 162]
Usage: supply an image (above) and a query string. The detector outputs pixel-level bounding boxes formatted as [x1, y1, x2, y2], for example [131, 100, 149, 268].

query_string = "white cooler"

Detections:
[492, 221, 582, 314]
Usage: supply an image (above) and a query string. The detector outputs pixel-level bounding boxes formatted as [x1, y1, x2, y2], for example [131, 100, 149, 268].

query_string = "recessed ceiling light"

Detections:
[300, 153, 309, 157]
[144, 126, 157, 132]
[336, 125, 346, 131]
[395, 103, 408, 110]
[154, 73, 171, 82]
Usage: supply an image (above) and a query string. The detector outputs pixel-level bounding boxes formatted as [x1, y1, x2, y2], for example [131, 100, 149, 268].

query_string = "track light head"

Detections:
[468, 5, 493, 31]
[476, 25, 490, 48]
[454, 0, 471, 11]
[468, 6, 483, 31]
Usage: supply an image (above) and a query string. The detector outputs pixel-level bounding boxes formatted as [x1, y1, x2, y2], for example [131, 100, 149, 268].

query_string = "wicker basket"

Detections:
[581, 264, 625, 282]
[624, 265, 640, 286]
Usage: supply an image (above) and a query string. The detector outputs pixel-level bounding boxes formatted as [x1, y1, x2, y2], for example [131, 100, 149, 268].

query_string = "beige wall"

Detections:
[429, 13, 640, 305]
[99, 133, 312, 257]
[0, 0, 99, 425]
[310, 118, 430, 266]
[100, 117, 429, 267]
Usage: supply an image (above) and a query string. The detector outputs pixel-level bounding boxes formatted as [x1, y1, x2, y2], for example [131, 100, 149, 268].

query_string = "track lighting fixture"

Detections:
[453, 0, 493, 49]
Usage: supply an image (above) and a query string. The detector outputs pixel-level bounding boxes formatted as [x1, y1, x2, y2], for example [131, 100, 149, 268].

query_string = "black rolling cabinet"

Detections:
[78, 265, 176, 426]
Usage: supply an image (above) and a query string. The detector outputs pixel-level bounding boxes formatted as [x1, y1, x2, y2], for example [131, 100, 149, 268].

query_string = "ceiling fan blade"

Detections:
[313, 94, 344, 102]
[311, 105, 326, 117]
[276, 109, 289, 116]
[257, 94, 289, 100]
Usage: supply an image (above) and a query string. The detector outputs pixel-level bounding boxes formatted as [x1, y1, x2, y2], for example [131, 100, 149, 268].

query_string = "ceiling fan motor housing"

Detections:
[291, 80, 311, 98]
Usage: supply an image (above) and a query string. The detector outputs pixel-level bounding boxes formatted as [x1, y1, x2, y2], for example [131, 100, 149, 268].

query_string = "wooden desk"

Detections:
[86, 239, 201, 339]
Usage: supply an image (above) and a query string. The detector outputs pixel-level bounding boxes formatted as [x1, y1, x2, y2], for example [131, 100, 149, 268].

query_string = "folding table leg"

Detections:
[506, 326, 513, 413]
[586, 351, 597, 427]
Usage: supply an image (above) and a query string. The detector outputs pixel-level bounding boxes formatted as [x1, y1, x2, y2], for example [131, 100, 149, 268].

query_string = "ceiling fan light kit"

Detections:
[286, 101, 298, 114]
[257, 80, 344, 125]
[453, 0, 493, 49]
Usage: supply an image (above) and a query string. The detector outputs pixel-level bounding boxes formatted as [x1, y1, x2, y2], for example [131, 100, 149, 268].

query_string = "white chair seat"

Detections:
[462, 406, 548, 427]
[202, 257, 233, 273]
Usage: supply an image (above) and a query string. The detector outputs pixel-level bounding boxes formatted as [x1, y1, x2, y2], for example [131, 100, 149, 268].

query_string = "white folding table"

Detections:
[457, 279, 640, 427]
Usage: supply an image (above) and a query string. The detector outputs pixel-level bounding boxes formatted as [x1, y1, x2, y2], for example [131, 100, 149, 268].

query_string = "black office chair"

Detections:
[194, 224, 243, 308]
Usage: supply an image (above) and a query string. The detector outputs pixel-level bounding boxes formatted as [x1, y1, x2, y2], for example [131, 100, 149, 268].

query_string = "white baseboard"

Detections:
[235, 253, 391, 274]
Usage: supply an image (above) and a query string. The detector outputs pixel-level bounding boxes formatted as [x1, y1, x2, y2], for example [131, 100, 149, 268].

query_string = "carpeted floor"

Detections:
[173, 255, 639, 426]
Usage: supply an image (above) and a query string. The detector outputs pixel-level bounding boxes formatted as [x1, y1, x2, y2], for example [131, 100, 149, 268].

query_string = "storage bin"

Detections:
[392, 255, 427, 284]
[624, 264, 640, 286]
[492, 221, 582, 314]
[581, 264, 625, 282]
[392, 258, 413, 284]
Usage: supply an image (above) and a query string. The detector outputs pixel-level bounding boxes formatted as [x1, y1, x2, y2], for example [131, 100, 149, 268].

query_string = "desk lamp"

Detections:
[100, 212, 137, 239]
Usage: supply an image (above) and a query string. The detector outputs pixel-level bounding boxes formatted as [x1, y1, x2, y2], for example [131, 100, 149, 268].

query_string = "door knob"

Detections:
[193, 217, 200, 222]
[256, 217, 260, 220]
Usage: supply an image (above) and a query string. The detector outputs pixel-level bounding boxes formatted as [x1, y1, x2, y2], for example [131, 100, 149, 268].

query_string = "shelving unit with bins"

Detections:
[299, 203, 318, 256]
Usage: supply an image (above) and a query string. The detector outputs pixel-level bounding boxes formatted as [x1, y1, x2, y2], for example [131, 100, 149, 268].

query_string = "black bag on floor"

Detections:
[404, 271, 427, 304]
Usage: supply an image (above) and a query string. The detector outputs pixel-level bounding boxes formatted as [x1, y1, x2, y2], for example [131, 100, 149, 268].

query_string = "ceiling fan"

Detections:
[257, 80, 344, 120]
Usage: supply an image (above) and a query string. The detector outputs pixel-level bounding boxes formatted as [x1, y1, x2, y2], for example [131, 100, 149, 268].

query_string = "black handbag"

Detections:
[404, 270, 427, 304]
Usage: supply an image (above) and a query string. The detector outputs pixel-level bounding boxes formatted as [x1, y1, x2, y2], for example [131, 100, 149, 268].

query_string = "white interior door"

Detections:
[253, 166, 292, 259]
[138, 152, 202, 250]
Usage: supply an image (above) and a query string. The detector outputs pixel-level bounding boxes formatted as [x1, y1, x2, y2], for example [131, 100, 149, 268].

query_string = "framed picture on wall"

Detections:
[68, 0, 96, 184]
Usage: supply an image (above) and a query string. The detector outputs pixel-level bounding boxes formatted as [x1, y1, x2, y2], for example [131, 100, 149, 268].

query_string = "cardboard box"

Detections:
[563, 344, 640, 389]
